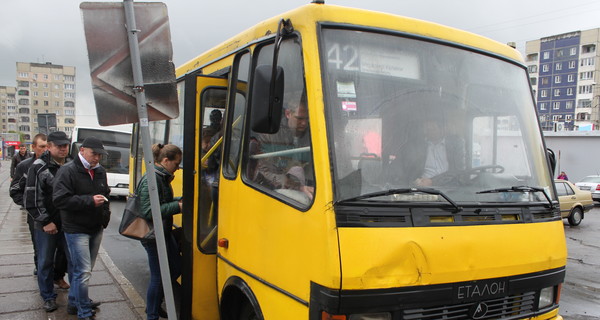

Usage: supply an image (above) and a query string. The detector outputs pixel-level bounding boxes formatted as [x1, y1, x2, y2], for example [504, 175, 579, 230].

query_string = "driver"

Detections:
[390, 115, 465, 187]
[416, 117, 465, 186]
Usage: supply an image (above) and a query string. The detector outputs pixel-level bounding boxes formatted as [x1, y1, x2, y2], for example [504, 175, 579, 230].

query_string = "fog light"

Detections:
[538, 286, 554, 309]
[349, 313, 392, 320]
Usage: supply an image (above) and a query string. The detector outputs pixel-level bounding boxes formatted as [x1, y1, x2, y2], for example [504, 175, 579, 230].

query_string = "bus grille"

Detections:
[402, 291, 536, 320]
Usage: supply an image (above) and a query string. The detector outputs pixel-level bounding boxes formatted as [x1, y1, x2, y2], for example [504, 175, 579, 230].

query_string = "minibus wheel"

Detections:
[239, 302, 259, 320]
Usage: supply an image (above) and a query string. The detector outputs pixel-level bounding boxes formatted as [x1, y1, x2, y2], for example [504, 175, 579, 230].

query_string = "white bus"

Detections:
[70, 127, 131, 197]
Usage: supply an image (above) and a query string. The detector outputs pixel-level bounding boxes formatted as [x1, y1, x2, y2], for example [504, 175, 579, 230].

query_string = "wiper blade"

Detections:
[477, 185, 555, 209]
[337, 188, 462, 213]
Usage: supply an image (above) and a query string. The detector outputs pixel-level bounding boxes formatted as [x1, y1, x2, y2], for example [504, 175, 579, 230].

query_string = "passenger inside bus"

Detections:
[253, 98, 314, 204]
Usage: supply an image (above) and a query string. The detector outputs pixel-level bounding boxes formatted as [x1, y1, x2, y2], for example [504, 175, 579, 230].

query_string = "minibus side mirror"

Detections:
[250, 64, 285, 134]
[547, 148, 556, 177]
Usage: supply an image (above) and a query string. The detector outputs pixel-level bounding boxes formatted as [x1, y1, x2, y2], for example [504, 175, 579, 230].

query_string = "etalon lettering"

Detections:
[457, 281, 506, 299]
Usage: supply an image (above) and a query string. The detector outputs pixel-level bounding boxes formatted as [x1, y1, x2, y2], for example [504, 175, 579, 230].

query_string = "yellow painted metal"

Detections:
[167, 3, 566, 319]
[337, 221, 567, 289]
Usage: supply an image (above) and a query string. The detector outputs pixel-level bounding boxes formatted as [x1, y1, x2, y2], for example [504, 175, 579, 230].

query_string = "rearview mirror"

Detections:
[250, 64, 285, 134]
[547, 148, 556, 177]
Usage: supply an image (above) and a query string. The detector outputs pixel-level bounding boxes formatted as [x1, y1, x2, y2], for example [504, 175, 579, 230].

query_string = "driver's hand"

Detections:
[415, 178, 433, 187]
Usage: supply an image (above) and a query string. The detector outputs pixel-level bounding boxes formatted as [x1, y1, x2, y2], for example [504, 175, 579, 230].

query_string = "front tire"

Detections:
[568, 207, 583, 226]
[239, 302, 259, 320]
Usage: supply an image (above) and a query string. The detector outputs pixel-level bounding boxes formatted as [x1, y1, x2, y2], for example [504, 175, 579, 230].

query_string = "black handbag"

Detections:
[118, 192, 155, 241]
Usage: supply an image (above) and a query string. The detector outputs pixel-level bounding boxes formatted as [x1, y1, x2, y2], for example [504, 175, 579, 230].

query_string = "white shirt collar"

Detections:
[78, 152, 100, 170]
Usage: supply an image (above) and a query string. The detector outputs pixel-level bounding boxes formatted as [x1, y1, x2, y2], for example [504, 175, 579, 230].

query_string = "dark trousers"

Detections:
[26, 213, 38, 268]
[142, 233, 181, 320]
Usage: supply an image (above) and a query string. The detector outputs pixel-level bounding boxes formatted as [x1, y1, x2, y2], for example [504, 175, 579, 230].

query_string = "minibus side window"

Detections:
[222, 52, 251, 179]
[244, 37, 315, 208]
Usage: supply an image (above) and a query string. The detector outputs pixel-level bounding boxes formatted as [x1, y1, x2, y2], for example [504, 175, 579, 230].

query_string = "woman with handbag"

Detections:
[138, 143, 183, 320]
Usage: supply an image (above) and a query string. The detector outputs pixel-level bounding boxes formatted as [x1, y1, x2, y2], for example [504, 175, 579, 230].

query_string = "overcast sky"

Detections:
[2, 0, 600, 129]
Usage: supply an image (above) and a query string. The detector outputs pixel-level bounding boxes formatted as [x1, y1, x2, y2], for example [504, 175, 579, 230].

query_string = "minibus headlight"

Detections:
[538, 286, 555, 309]
[349, 313, 392, 320]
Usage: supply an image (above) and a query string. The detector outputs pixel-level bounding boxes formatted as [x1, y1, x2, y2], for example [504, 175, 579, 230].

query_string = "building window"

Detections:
[554, 89, 560, 97]
[32, 82, 38, 88]
[43, 101, 49, 106]
[555, 62, 562, 71]
[542, 64, 549, 72]
[553, 102, 560, 110]
[64, 101, 75, 107]
[65, 109, 75, 116]
[556, 49, 564, 57]
[582, 44, 596, 54]
[581, 57, 595, 66]
[43, 74, 49, 80]
[570, 47, 577, 55]
[580, 71, 594, 80]
[565, 114, 573, 121]
[528, 65, 538, 73]
[566, 101, 573, 109]
[579, 85, 593, 94]
[567, 74, 574, 82]
[33, 100, 38, 106]
[64, 83, 75, 90]
[530, 77, 537, 85]
[17, 81, 29, 87]
[64, 75, 75, 82]
[54, 101, 59, 107]
[54, 84, 59, 89]
[568, 60, 576, 69]
[43, 92, 48, 97]
[18, 72, 28, 78]
[540, 102, 547, 110]
[54, 74, 60, 80]
[543, 51, 550, 59]
[18, 99, 28, 105]
[43, 83, 48, 89]
[64, 92, 75, 99]
[540, 90, 548, 98]
[527, 53, 539, 62]
[33, 74, 38, 79]
[541, 77, 549, 85]
[552, 115, 561, 121]
[578, 99, 592, 108]
[567, 88, 573, 96]
[554, 76, 561, 84]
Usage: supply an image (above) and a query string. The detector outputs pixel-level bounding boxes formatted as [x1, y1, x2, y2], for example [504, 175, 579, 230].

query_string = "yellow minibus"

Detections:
[132, 2, 566, 319]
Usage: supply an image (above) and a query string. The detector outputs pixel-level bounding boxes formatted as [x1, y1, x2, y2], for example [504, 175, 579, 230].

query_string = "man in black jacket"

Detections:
[11, 144, 31, 179]
[24, 131, 72, 313]
[10, 133, 47, 275]
[53, 137, 110, 320]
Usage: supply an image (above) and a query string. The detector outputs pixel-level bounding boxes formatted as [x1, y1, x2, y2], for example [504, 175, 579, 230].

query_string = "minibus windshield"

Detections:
[321, 28, 553, 204]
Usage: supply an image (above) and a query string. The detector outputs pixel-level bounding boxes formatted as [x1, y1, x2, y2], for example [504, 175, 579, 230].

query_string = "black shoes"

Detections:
[159, 306, 168, 318]
[43, 299, 57, 312]
[67, 300, 101, 315]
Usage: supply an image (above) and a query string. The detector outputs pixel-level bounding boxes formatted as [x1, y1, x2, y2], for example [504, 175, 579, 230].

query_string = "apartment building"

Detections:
[13, 62, 76, 140]
[526, 28, 600, 131]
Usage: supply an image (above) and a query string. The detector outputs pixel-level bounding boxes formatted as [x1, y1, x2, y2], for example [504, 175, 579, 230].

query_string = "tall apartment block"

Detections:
[526, 28, 599, 131]
[13, 62, 77, 140]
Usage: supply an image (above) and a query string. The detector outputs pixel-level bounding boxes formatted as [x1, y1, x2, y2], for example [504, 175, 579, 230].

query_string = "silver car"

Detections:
[575, 175, 600, 202]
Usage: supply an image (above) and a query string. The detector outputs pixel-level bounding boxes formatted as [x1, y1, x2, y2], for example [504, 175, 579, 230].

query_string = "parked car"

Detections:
[575, 175, 600, 202]
[555, 179, 593, 226]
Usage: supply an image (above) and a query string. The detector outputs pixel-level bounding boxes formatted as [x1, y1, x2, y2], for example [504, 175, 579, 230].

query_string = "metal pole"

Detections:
[123, 1, 177, 318]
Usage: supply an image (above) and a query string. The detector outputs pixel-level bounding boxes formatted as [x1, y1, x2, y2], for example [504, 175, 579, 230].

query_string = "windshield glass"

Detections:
[321, 28, 553, 204]
[580, 176, 600, 183]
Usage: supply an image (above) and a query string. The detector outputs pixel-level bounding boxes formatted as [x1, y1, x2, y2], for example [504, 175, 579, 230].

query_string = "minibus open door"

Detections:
[180, 74, 229, 320]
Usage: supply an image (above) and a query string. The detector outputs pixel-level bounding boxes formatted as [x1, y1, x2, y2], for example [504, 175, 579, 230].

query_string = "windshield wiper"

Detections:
[337, 187, 462, 213]
[476, 186, 555, 209]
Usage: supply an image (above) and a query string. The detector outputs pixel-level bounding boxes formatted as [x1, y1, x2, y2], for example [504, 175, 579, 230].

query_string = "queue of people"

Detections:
[9, 131, 111, 320]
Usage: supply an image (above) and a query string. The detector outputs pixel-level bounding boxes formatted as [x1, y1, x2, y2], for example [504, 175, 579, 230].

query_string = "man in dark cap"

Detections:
[24, 131, 73, 313]
[53, 136, 111, 320]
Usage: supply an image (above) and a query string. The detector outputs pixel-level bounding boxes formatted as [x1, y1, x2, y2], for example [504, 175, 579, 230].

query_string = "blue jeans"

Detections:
[142, 234, 181, 320]
[64, 230, 103, 318]
[34, 229, 74, 303]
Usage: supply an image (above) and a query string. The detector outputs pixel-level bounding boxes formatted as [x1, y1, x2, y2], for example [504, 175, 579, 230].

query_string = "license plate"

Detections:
[579, 186, 591, 190]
